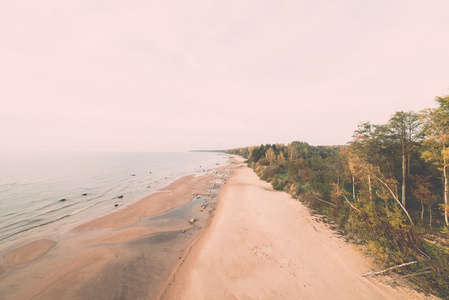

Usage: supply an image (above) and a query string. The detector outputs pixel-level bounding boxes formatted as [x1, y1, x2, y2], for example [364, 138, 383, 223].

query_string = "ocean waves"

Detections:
[0, 152, 228, 245]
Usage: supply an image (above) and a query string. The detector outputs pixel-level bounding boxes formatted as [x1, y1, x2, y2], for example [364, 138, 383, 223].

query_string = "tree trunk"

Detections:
[352, 175, 355, 200]
[407, 152, 411, 176]
[429, 204, 432, 228]
[402, 144, 406, 207]
[444, 158, 448, 226]
[368, 175, 373, 202]
[421, 201, 424, 221]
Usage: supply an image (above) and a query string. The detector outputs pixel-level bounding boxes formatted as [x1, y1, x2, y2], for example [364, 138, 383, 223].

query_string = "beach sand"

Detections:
[0, 163, 234, 300]
[162, 159, 437, 300]
[0, 157, 438, 299]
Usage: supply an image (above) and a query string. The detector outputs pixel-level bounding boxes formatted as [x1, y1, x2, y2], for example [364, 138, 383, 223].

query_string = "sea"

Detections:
[0, 151, 229, 247]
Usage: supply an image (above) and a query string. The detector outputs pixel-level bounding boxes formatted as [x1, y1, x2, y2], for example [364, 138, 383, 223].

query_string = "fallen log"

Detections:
[310, 196, 337, 207]
[340, 195, 361, 212]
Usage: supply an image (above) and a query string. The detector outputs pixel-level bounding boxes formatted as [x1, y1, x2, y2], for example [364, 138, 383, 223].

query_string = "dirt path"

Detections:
[163, 162, 437, 300]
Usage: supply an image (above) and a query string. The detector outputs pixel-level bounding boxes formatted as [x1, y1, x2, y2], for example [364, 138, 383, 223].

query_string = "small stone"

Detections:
[117, 195, 123, 199]
[60, 198, 66, 202]
[82, 193, 87, 196]
[189, 218, 196, 224]
[114, 204, 119, 207]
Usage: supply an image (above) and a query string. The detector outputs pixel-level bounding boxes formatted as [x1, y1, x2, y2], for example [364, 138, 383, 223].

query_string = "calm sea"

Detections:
[0, 151, 228, 246]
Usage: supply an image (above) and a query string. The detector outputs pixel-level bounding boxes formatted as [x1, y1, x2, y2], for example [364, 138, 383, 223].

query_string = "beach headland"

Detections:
[0, 159, 236, 300]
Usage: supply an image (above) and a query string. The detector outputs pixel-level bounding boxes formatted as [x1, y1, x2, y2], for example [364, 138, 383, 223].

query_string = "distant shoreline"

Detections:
[189, 150, 225, 152]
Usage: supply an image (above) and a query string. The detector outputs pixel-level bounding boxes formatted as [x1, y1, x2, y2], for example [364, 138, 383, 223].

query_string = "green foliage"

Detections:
[389, 204, 408, 231]
[272, 177, 286, 191]
[295, 182, 313, 196]
[260, 166, 281, 182]
[417, 242, 449, 298]
[258, 158, 270, 166]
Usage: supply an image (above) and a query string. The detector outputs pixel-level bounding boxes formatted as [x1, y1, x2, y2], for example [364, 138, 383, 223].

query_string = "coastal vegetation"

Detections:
[226, 94, 449, 298]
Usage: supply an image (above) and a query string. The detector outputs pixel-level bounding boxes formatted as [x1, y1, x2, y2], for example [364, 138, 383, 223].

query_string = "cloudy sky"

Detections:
[1, 1, 449, 152]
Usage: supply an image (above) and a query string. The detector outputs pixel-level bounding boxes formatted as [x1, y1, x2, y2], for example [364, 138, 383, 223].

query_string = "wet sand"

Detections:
[0, 163, 234, 299]
[3, 239, 56, 265]
[163, 160, 437, 300]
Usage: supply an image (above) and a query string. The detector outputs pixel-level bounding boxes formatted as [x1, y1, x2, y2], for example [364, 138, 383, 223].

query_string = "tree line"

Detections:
[226, 94, 449, 297]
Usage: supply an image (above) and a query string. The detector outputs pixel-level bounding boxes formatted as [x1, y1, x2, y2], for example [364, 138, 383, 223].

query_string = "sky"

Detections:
[1, 0, 449, 152]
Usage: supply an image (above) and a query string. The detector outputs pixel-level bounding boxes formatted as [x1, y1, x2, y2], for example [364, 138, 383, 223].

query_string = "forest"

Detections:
[226, 94, 449, 298]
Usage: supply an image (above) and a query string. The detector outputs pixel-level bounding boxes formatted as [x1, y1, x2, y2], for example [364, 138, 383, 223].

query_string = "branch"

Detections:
[359, 261, 417, 277]
[310, 196, 337, 207]
[362, 165, 415, 226]
[417, 248, 430, 260]
[340, 195, 361, 212]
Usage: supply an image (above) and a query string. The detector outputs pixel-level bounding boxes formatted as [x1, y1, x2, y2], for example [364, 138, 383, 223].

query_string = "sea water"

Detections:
[0, 151, 228, 246]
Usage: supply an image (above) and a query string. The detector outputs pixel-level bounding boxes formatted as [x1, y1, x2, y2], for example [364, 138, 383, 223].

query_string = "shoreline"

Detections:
[0, 151, 230, 250]
[0, 157, 237, 299]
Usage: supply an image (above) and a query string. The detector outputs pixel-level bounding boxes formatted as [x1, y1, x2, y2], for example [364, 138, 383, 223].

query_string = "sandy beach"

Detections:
[163, 159, 437, 300]
[0, 157, 438, 299]
[0, 164, 233, 300]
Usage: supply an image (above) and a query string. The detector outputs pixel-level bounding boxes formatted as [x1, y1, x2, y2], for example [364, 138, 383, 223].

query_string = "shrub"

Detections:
[272, 178, 286, 191]
[261, 166, 281, 182]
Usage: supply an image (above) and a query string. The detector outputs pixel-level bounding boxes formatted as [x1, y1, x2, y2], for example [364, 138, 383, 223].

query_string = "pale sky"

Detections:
[1, 1, 449, 152]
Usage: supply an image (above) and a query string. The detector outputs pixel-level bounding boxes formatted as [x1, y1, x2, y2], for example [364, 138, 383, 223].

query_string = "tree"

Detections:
[347, 151, 415, 226]
[266, 147, 276, 166]
[420, 95, 449, 226]
[278, 151, 285, 165]
[388, 111, 421, 208]
[287, 143, 298, 160]
[410, 174, 438, 228]
[250, 146, 265, 163]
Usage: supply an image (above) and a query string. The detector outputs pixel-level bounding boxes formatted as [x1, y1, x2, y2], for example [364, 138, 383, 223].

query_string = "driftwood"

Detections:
[359, 261, 417, 277]
[340, 195, 361, 212]
[310, 196, 337, 207]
